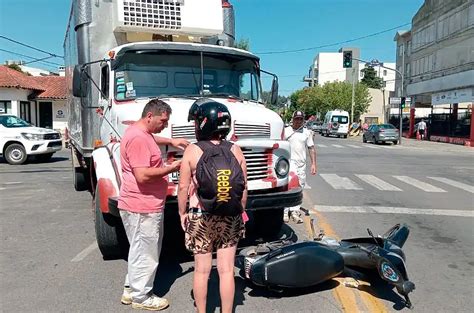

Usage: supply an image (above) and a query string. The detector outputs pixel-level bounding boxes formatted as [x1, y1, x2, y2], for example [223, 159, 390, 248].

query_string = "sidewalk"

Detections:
[346, 134, 473, 153]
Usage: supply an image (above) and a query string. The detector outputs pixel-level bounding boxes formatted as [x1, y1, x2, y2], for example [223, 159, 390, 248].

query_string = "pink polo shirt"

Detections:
[118, 124, 168, 213]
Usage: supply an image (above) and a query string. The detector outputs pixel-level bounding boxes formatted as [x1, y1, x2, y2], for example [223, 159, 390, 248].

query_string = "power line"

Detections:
[0, 48, 63, 66]
[0, 35, 64, 58]
[255, 22, 411, 55]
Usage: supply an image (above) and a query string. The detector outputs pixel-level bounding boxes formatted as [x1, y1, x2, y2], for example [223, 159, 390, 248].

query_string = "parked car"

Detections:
[363, 123, 399, 145]
[321, 110, 350, 138]
[306, 121, 322, 132]
[0, 114, 62, 165]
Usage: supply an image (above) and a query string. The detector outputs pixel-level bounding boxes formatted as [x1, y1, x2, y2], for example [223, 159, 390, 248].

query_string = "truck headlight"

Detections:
[275, 157, 289, 178]
[21, 133, 43, 140]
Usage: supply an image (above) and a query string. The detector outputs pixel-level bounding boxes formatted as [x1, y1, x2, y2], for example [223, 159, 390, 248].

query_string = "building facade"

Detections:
[394, 0, 474, 145]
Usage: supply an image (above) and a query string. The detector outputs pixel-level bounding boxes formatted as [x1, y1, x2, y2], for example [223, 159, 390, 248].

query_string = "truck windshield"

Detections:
[113, 50, 261, 101]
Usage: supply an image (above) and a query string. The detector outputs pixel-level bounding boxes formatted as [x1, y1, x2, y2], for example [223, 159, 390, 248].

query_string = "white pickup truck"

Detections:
[0, 114, 62, 165]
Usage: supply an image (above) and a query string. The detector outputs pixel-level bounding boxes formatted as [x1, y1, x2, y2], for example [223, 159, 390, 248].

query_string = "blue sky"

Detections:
[0, 0, 424, 95]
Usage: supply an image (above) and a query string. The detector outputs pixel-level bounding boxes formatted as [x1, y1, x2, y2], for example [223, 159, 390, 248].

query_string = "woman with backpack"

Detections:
[178, 99, 248, 313]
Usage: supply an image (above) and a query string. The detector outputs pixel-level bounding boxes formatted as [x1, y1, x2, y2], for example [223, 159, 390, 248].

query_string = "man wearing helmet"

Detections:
[284, 110, 317, 223]
[178, 99, 247, 313]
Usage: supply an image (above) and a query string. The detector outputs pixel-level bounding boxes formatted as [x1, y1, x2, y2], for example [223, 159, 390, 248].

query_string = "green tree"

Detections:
[7, 64, 24, 73]
[234, 38, 250, 51]
[361, 66, 383, 89]
[289, 81, 371, 121]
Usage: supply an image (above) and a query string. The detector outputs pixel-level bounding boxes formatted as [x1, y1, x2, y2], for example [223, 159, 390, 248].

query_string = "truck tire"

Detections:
[94, 186, 129, 260]
[4, 143, 28, 165]
[252, 208, 284, 239]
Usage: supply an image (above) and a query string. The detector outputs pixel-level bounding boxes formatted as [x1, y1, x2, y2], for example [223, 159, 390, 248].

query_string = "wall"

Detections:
[52, 100, 68, 133]
[0, 87, 33, 121]
[360, 88, 390, 124]
[317, 53, 346, 86]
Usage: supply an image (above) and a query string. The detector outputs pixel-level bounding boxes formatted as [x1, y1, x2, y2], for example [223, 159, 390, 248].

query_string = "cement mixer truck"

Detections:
[64, 0, 302, 259]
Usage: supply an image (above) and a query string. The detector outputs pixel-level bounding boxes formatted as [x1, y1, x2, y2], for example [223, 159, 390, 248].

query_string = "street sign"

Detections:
[390, 97, 401, 105]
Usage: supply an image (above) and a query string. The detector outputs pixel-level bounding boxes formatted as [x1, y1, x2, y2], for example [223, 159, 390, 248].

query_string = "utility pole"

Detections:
[351, 67, 356, 124]
[399, 44, 405, 144]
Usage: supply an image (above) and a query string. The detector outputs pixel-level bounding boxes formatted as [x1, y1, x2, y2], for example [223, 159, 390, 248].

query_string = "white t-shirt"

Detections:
[419, 121, 426, 130]
[284, 126, 314, 167]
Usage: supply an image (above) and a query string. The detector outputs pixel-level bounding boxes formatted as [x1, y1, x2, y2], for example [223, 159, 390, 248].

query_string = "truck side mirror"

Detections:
[72, 65, 86, 98]
[270, 76, 279, 106]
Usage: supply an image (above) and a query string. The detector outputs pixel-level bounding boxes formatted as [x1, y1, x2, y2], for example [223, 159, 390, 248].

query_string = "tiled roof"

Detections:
[0, 66, 67, 99]
[0, 65, 45, 91]
[35, 76, 67, 100]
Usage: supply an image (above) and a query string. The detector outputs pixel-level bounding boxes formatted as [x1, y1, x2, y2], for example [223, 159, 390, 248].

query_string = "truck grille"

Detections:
[171, 123, 195, 140]
[169, 148, 272, 183]
[44, 133, 60, 140]
[242, 148, 271, 181]
[234, 122, 270, 139]
[122, 0, 182, 30]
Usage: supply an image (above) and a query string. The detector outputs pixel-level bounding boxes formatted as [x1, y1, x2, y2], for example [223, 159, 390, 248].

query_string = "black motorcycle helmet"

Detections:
[188, 98, 232, 141]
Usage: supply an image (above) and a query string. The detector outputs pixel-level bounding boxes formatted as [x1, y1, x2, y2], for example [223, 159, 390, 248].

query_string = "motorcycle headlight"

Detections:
[21, 133, 44, 140]
[275, 157, 289, 178]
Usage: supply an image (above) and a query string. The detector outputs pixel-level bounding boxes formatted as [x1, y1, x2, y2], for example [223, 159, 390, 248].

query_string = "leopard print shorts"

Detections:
[184, 211, 245, 254]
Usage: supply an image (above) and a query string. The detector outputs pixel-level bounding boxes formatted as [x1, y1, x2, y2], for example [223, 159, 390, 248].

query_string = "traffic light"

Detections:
[400, 96, 406, 109]
[343, 51, 353, 68]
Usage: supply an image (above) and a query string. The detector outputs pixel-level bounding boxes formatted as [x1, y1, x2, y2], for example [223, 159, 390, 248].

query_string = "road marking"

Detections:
[3, 181, 23, 185]
[317, 144, 328, 148]
[346, 144, 362, 149]
[71, 242, 98, 262]
[428, 177, 474, 194]
[313, 205, 473, 217]
[355, 174, 402, 191]
[0, 187, 6, 191]
[311, 209, 387, 313]
[332, 144, 344, 148]
[364, 145, 380, 149]
[393, 175, 446, 192]
[320, 174, 363, 190]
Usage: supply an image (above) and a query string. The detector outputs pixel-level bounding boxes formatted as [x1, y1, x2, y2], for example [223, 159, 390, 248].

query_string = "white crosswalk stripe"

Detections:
[316, 144, 328, 148]
[331, 144, 344, 148]
[346, 144, 362, 149]
[364, 145, 381, 149]
[320, 174, 362, 190]
[393, 175, 447, 192]
[428, 177, 474, 194]
[355, 174, 402, 191]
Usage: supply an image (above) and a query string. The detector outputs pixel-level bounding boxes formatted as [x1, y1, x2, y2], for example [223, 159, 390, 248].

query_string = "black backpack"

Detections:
[194, 141, 245, 216]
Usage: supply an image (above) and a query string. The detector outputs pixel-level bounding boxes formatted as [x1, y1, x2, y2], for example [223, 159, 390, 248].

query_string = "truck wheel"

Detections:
[253, 208, 284, 239]
[94, 186, 129, 260]
[36, 153, 53, 162]
[4, 143, 27, 165]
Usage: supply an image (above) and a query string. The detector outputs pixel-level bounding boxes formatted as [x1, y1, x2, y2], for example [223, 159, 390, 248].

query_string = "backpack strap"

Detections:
[195, 140, 233, 152]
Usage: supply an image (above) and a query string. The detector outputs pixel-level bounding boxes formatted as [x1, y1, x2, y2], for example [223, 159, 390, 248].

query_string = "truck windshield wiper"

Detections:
[210, 93, 243, 101]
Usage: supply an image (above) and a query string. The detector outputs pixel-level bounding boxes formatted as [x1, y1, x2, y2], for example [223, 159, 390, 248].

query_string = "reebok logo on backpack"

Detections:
[195, 141, 245, 216]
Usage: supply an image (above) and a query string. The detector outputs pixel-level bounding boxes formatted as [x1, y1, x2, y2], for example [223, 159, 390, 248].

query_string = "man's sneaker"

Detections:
[132, 295, 169, 311]
[290, 212, 303, 224]
[121, 286, 133, 305]
[283, 212, 290, 223]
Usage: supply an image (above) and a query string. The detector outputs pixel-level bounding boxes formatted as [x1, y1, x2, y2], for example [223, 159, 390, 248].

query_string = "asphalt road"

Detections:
[0, 136, 473, 312]
[307, 133, 474, 312]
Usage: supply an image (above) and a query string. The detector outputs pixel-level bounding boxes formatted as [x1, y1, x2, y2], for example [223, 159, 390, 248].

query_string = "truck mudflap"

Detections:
[245, 187, 302, 210]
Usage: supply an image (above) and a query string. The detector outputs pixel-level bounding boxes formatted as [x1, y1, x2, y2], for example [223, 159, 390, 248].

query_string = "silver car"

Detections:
[363, 123, 399, 145]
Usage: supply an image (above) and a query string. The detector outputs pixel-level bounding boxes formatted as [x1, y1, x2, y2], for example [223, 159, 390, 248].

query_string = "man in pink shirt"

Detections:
[118, 99, 186, 311]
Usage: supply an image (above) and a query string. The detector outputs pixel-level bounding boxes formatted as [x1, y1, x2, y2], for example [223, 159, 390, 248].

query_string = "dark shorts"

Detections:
[419, 129, 425, 135]
[184, 211, 245, 254]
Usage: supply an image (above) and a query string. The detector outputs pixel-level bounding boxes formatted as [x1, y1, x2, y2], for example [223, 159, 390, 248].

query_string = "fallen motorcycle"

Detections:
[240, 224, 415, 308]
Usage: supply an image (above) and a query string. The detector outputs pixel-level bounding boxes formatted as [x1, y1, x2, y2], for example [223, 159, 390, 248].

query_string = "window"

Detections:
[20, 101, 31, 122]
[0, 100, 10, 114]
[398, 45, 403, 56]
[383, 70, 387, 76]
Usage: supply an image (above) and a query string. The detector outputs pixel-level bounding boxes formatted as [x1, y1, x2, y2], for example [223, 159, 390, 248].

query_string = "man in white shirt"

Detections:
[284, 111, 317, 223]
[418, 119, 427, 140]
